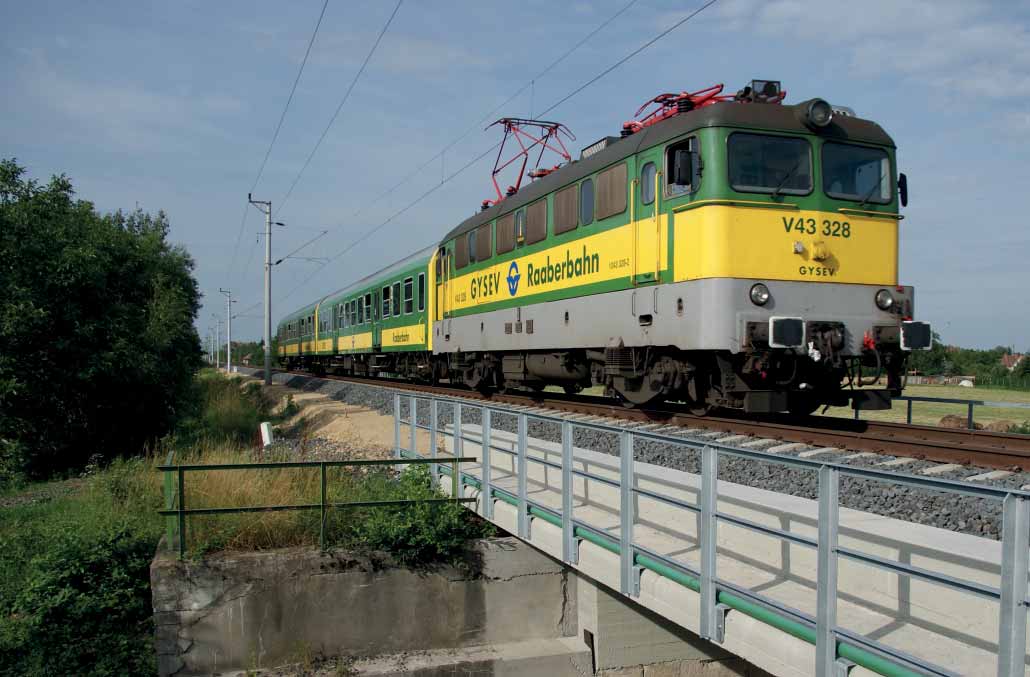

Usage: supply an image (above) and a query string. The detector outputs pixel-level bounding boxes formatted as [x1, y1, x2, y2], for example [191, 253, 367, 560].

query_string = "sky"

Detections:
[2, 0, 1029, 350]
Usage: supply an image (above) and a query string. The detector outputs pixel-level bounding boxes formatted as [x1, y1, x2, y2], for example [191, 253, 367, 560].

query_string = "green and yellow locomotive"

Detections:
[278, 80, 931, 414]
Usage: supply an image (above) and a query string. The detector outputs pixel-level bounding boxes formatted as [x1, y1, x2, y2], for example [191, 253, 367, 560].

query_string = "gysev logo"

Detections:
[526, 246, 599, 288]
[507, 261, 520, 296]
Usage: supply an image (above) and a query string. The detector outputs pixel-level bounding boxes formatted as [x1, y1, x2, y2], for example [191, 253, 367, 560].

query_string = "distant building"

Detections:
[1001, 353, 1024, 371]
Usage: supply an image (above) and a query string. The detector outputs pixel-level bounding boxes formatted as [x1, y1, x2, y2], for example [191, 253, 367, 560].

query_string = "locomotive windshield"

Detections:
[822, 142, 891, 204]
[728, 132, 812, 196]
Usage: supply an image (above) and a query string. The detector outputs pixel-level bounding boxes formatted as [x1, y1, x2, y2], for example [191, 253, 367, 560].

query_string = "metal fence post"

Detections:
[482, 407, 493, 519]
[393, 393, 401, 459]
[816, 465, 840, 677]
[561, 420, 576, 564]
[454, 402, 463, 459]
[699, 445, 718, 640]
[429, 398, 439, 486]
[853, 407, 860, 421]
[906, 399, 913, 425]
[319, 462, 327, 552]
[177, 467, 186, 560]
[967, 401, 975, 430]
[451, 457, 459, 499]
[619, 430, 635, 596]
[997, 494, 1029, 676]
[409, 395, 417, 456]
[517, 413, 529, 539]
[163, 467, 174, 549]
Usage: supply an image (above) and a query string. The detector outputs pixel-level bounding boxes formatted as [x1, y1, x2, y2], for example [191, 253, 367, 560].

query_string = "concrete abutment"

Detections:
[151, 537, 759, 676]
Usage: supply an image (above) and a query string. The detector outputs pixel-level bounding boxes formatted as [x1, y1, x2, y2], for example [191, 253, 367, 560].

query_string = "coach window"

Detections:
[455, 235, 469, 269]
[728, 132, 811, 196]
[467, 229, 477, 264]
[496, 214, 515, 254]
[358, 298, 364, 325]
[350, 301, 357, 327]
[418, 273, 425, 312]
[392, 281, 401, 316]
[474, 223, 491, 262]
[514, 209, 526, 244]
[579, 178, 594, 225]
[641, 162, 656, 204]
[665, 137, 701, 197]
[365, 294, 372, 323]
[596, 163, 627, 220]
[403, 277, 414, 314]
[382, 286, 391, 318]
[526, 199, 547, 244]
[554, 184, 578, 234]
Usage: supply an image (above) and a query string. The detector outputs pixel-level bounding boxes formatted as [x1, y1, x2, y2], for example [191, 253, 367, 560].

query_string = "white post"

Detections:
[248, 194, 273, 385]
[220, 288, 233, 373]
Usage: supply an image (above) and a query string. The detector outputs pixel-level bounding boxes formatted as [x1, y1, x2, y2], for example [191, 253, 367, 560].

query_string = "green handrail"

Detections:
[157, 456, 477, 558]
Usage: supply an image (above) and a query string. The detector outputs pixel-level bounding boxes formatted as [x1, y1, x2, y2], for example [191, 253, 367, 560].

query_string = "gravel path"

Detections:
[245, 369, 1026, 540]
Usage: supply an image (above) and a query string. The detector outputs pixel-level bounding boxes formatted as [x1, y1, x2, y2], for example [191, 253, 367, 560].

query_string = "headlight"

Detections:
[806, 99, 833, 127]
[875, 289, 894, 311]
[750, 283, 771, 306]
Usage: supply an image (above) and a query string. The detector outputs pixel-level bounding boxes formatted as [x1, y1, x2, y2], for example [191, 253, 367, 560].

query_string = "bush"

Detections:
[0, 159, 203, 483]
[337, 466, 494, 566]
[1008, 421, 1030, 435]
[0, 459, 162, 676]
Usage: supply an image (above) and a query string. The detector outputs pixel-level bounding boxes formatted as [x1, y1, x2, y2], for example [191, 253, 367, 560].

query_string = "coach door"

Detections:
[435, 246, 451, 339]
[633, 149, 662, 285]
[371, 290, 382, 351]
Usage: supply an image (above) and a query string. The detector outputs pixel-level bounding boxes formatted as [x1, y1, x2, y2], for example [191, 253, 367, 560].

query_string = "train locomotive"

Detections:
[277, 80, 931, 415]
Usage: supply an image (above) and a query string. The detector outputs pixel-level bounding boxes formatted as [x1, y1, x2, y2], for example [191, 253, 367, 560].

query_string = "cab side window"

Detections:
[666, 136, 701, 197]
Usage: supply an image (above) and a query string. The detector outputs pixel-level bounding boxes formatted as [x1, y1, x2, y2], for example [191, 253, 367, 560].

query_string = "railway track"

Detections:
[273, 369, 1030, 472]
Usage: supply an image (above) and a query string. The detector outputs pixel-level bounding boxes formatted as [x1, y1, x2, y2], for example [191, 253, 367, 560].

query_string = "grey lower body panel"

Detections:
[433, 278, 909, 356]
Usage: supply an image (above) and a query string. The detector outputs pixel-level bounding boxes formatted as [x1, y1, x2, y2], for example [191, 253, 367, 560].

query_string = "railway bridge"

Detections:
[392, 391, 1030, 677]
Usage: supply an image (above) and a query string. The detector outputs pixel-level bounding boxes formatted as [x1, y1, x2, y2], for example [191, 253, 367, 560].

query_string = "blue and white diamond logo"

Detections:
[506, 261, 520, 296]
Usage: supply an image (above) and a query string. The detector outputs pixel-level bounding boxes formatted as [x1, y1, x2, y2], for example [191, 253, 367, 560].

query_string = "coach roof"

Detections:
[442, 100, 895, 243]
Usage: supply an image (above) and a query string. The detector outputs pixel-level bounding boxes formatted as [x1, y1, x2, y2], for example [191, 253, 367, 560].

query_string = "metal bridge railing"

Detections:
[158, 455, 476, 559]
[393, 391, 1030, 677]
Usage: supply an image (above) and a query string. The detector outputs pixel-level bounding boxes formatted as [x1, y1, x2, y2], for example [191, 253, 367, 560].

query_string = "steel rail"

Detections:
[269, 369, 1030, 471]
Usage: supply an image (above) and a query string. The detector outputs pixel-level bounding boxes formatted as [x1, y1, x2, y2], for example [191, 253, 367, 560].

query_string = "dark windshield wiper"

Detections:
[770, 157, 804, 198]
[857, 170, 886, 209]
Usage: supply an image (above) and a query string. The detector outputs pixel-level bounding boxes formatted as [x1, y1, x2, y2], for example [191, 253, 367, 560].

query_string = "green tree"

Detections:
[0, 159, 203, 482]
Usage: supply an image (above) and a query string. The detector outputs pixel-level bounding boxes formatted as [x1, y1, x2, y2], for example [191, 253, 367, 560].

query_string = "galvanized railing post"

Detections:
[853, 407, 860, 421]
[409, 395, 417, 456]
[177, 467, 186, 560]
[481, 407, 493, 519]
[906, 399, 913, 425]
[429, 398, 439, 485]
[699, 445, 718, 639]
[319, 462, 327, 552]
[561, 420, 576, 564]
[967, 401, 975, 430]
[619, 430, 635, 596]
[517, 413, 529, 539]
[454, 402, 463, 459]
[997, 494, 1029, 676]
[816, 465, 840, 677]
[393, 393, 401, 458]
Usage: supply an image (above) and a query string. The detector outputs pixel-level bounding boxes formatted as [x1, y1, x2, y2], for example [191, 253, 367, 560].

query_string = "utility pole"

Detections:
[249, 194, 273, 385]
[219, 288, 233, 373]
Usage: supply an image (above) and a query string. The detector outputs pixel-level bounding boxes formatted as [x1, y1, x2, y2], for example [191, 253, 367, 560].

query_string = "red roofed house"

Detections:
[1001, 354, 1024, 371]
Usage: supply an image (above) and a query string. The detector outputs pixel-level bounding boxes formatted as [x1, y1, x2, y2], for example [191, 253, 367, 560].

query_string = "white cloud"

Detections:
[12, 48, 245, 153]
[703, 0, 1030, 99]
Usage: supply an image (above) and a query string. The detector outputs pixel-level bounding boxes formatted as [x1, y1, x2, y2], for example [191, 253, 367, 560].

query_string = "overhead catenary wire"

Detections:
[348, 0, 641, 223]
[258, 0, 720, 319]
[227, 0, 331, 284]
[274, 0, 403, 218]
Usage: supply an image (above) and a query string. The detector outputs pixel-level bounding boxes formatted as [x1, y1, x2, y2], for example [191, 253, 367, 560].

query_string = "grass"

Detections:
[817, 383, 1030, 428]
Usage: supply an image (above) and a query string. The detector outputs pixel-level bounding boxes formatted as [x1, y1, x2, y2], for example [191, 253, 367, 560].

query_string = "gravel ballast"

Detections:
[244, 369, 1026, 541]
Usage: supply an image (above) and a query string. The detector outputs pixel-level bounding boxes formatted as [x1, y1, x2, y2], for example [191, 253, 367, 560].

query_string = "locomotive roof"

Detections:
[442, 100, 895, 243]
